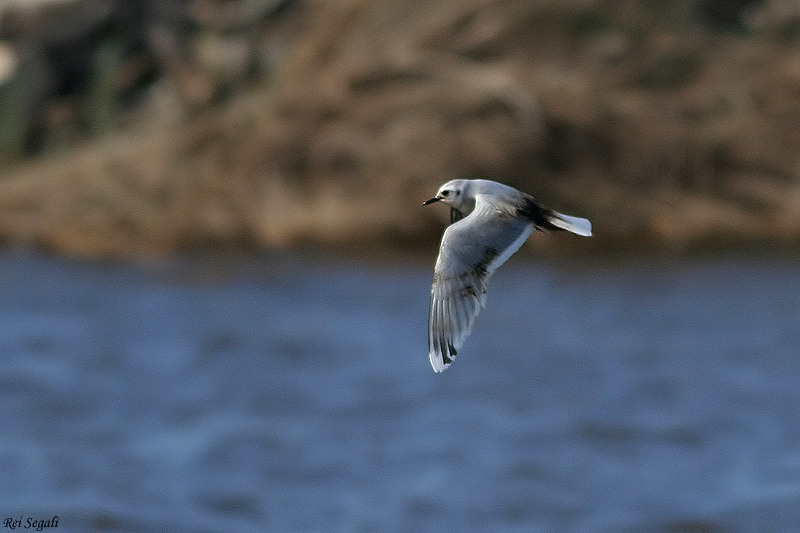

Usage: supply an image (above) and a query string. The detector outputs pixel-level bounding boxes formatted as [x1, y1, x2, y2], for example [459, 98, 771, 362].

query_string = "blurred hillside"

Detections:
[1, 0, 800, 256]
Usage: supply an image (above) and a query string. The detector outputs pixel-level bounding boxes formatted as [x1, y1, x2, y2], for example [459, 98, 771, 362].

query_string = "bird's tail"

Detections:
[546, 211, 592, 237]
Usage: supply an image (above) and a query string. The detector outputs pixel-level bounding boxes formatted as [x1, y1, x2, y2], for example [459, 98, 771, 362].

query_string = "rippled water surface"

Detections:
[2, 250, 800, 532]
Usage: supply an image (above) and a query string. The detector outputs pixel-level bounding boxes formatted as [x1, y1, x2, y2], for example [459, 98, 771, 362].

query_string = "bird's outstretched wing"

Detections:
[428, 197, 534, 372]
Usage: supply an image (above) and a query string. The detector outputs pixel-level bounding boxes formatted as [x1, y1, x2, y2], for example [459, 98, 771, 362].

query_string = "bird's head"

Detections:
[422, 179, 473, 212]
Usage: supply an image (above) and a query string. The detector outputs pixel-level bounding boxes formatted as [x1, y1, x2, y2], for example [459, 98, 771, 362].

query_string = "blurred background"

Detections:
[2, 0, 800, 531]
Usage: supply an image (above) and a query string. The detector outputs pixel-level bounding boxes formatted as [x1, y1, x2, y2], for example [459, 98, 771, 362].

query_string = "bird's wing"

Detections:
[428, 196, 534, 372]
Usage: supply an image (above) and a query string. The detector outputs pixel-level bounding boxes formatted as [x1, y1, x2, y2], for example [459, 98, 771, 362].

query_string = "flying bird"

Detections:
[423, 179, 592, 372]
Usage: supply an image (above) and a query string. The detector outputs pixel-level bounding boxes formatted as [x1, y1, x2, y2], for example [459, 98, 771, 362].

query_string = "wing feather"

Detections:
[428, 196, 534, 372]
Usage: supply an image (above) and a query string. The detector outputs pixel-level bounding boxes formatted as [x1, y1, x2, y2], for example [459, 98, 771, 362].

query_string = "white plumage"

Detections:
[423, 179, 592, 372]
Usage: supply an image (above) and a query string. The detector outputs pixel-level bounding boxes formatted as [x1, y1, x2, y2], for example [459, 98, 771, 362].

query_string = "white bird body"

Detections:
[423, 179, 591, 372]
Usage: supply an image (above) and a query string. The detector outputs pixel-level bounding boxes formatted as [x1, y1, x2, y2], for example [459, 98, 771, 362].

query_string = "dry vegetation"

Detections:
[2, 0, 800, 256]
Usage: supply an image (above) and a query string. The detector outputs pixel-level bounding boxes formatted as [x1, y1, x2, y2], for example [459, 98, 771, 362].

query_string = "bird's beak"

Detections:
[423, 196, 442, 206]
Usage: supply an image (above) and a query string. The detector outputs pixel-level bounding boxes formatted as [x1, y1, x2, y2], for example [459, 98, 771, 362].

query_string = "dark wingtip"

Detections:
[440, 344, 457, 366]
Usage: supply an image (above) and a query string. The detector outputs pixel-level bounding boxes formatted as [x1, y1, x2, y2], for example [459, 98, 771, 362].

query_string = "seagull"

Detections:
[423, 179, 592, 372]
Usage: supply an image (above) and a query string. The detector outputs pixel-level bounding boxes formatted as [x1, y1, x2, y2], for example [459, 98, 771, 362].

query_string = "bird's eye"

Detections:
[441, 190, 450, 197]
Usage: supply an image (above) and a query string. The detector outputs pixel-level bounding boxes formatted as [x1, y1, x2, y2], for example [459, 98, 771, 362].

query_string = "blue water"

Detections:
[1, 250, 800, 532]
